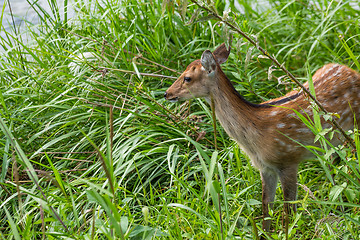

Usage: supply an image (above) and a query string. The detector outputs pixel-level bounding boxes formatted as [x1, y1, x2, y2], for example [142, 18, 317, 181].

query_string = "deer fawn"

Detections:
[164, 43, 360, 232]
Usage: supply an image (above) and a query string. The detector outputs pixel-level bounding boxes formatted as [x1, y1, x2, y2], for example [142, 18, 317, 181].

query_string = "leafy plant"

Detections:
[0, 0, 359, 239]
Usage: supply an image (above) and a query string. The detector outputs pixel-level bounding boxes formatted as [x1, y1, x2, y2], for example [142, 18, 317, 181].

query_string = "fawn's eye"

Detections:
[184, 77, 191, 83]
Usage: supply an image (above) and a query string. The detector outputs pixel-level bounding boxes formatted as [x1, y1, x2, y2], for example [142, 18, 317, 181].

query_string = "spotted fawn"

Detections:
[164, 43, 360, 231]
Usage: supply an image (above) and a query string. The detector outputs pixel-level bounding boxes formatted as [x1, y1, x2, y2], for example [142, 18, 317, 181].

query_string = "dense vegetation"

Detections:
[0, 0, 359, 239]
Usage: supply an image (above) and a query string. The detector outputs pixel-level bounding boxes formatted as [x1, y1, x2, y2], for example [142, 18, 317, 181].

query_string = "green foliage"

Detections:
[0, 0, 359, 239]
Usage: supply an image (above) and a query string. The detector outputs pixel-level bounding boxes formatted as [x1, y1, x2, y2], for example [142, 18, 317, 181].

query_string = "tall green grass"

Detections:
[0, 0, 359, 239]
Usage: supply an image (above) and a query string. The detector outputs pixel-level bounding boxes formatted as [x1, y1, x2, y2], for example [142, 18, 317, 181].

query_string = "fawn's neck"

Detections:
[207, 70, 267, 161]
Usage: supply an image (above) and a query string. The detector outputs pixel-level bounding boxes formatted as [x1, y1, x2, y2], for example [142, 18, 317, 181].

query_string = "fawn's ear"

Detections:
[201, 50, 217, 74]
[212, 43, 231, 65]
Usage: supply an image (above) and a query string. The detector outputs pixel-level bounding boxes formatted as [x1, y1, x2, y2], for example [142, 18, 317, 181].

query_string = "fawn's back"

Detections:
[256, 63, 360, 167]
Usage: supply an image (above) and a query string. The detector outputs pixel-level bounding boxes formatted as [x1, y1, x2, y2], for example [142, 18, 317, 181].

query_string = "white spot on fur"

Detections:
[326, 65, 336, 73]
[270, 111, 279, 116]
[333, 66, 343, 77]
[296, 128, 311, 133]
[286, 145, 296, 152]
[274, 138, 286, 147]
[339, 80, 346, 86]
[277, 123, 286, 128]
[334, 98, 341, 105]
[341, 108, 352, 118]
[288, 113, 296, 118]
[324, 64, 338, 77]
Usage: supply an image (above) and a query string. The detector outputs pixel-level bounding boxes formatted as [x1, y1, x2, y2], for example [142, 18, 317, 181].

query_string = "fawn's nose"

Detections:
[164, 92, 167, 99]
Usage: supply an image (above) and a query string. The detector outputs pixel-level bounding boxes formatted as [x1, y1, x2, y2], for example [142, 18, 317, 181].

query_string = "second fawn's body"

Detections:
[164, 43, 360, 231]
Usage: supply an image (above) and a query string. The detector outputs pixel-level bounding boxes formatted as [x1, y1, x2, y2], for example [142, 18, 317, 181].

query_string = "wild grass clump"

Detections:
[0, 0, 359, 239]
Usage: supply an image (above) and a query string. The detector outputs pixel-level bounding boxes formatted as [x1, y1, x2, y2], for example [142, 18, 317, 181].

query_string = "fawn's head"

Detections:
[164, 43, 231, 102]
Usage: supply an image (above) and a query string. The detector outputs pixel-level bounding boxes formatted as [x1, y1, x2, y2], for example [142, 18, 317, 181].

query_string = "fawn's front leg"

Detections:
[260, 168, 279, 232]
[279, 165, 298, 212]
[279, 165, 298, 236]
